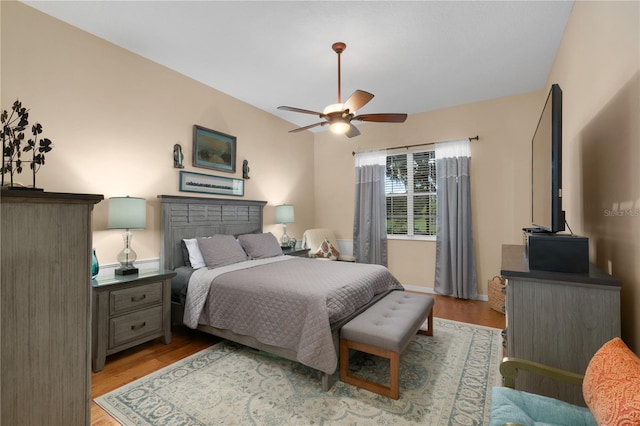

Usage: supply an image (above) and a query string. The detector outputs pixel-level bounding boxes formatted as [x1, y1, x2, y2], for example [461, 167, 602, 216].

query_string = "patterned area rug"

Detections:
[95, 318, 503, 425]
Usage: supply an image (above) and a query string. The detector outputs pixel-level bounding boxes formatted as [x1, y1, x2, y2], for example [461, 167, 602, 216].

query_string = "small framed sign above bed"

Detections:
[179, 170, 244, 196]
[193, 125, 236, 173]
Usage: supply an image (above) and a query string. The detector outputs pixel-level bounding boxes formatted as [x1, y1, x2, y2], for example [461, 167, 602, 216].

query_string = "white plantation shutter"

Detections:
[385, 149, 436, 237]
[412, 151, 437, 236]
[386, 153, 407, 234]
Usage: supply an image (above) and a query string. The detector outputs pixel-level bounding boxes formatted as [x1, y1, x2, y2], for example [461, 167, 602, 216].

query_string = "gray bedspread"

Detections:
[183, 256, 403, 374]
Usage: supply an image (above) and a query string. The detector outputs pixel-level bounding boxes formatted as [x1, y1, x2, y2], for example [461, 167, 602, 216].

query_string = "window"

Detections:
[385, 150, 436, 238]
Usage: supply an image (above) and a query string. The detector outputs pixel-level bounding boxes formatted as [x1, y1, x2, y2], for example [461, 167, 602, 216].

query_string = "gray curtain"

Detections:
[434, 141, 477, 299]
[353, 150, 387, 265]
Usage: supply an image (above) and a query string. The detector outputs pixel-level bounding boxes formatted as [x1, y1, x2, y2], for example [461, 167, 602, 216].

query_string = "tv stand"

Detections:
[501, 244, 620, 406]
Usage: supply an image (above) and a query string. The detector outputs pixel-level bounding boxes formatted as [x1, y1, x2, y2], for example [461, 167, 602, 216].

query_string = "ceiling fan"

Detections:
[278, 42, 407, 138]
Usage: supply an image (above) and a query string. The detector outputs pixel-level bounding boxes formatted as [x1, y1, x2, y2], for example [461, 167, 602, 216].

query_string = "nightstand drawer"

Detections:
[109, 306, 163, 348]
[110, 282, 163, 315]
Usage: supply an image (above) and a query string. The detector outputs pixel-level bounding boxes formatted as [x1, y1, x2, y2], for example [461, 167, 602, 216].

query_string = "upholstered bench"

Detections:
[339, 291, 434, 399]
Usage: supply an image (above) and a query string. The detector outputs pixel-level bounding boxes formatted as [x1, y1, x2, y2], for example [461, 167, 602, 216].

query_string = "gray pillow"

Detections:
[238, 232, 283, 259]
[197, 234, 248, 268]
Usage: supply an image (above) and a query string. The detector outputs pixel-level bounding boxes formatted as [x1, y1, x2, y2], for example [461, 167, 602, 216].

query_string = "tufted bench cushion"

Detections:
[340, 290, 434, 399]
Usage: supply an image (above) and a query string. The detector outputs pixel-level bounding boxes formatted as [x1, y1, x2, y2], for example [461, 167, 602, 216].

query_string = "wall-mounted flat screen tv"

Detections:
[531, 83, 565, 233]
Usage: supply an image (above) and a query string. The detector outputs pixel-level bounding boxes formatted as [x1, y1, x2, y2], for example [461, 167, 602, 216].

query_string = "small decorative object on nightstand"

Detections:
[91, 249, 99, 279]
[91, 269, 176, 372]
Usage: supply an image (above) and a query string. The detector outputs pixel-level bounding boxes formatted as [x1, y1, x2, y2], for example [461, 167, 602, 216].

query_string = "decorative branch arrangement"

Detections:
[1, 100, 53, 190]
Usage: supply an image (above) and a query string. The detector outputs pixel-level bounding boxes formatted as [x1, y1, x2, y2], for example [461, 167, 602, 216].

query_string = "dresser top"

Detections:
[1, 189, 103, 204]
[501, 244, 621, 287]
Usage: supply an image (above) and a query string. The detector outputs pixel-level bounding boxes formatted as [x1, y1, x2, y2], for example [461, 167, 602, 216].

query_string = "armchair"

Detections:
[490, 337, 640, 426]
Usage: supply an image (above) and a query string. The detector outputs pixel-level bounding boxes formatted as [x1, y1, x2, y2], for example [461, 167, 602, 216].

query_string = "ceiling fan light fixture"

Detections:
[329, 121, 350, 134]
[322, 103, 344, 115]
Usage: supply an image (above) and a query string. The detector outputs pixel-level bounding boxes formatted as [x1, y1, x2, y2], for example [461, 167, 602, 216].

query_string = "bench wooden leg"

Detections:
[417, 310, 434, 337]
[389, 351, 399, 400]
[340, 338, 400, 400]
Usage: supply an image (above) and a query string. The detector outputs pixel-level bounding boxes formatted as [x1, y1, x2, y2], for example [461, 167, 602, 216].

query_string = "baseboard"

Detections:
[402, 284, 488, 302]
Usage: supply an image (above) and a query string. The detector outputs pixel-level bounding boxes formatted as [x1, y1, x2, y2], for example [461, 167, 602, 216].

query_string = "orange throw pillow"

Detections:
[583, 337, 640, 425]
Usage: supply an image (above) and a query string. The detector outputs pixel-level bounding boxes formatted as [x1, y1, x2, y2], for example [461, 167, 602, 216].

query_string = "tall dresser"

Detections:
[501, 244, 621, 406]
[1, 190, 103, 425]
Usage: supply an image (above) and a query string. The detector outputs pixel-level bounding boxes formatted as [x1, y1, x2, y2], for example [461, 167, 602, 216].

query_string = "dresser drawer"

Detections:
[109, 282, 163, 315]
[109, 306, 163, 348]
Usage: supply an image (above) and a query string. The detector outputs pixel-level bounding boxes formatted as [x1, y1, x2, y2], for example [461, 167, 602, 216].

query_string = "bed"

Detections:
[158, 195, 403, 390]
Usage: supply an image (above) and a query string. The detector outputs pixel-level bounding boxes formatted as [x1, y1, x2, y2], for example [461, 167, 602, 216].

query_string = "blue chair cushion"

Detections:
[490, 387, 597, 426]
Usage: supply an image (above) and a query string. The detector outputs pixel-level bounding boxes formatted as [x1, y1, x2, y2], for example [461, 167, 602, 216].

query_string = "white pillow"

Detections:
[183, 238, 206, 269]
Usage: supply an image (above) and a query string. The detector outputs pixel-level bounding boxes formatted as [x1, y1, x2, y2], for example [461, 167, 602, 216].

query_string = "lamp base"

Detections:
[115, 266, 139, 276]
[280, 224, 290, 246]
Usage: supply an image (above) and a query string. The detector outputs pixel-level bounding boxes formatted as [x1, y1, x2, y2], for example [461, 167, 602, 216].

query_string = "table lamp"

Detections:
[108, 196, 146, 275]
[275, 204, 294, 247]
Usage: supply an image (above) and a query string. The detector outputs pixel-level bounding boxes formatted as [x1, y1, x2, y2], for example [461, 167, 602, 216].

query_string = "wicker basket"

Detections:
[488, 275, 506, 314]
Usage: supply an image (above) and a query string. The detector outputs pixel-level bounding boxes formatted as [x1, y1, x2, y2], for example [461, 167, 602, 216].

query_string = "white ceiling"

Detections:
[22, 0, 574, 131]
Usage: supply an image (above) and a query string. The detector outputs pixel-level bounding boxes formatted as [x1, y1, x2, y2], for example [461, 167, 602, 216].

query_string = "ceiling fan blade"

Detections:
[353, 113, 408, 123]
[343, 90, 374, 113]
[288, 122, 327, 133]
[345, 124, 361, 138]
[278, 106, 325, 117]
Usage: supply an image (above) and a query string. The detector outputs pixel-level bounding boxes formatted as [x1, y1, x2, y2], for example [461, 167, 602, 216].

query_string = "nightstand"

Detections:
[282, 247, 310, 257]
[91, 269, 176, 372]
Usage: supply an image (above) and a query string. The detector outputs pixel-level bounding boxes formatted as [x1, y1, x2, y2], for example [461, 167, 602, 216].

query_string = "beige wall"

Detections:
[1, 1, 315, 265]
[544, 0, 640, 351]
[314, 92, 541, 294]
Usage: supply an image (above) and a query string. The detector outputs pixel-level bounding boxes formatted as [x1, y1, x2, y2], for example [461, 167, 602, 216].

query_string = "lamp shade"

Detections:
[275, 204, 294, 224]
[108, 196, 146, 230]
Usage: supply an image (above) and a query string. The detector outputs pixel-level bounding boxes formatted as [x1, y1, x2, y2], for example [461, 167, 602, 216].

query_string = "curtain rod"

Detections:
[352, 135, 479, 156]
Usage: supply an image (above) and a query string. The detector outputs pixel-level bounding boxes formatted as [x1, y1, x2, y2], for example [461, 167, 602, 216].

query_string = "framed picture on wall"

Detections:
[192, 125, 236, 173]
[179, 170, 244, 196]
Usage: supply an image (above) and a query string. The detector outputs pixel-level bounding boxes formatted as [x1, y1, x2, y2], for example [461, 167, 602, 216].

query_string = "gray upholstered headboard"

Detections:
[158, 195, 267, 270]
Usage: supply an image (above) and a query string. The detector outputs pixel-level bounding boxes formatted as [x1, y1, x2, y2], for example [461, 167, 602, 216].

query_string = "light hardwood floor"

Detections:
[91, 294, 506, 425]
